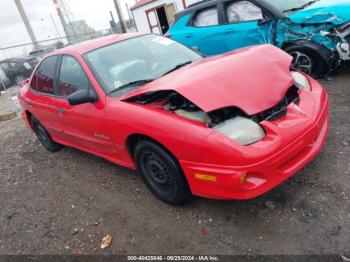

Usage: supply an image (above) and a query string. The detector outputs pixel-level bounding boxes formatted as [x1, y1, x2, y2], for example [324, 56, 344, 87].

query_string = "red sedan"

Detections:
[18, 33, 329, 205]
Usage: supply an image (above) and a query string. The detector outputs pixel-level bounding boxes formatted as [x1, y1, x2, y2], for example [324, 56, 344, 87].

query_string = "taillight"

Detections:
[164, 34, 171, 38]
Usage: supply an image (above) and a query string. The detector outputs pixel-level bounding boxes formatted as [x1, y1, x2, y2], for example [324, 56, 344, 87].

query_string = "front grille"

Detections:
[259, 86, 299, 121]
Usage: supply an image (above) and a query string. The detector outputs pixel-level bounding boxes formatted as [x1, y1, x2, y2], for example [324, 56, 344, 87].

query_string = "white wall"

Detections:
[185, 0, 201, 7]
[132, 0, 186, 34]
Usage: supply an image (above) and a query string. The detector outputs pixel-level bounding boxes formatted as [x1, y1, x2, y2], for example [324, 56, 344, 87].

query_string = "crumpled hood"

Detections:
[122, 45, 295, 115]
[288, 0, 350, 25]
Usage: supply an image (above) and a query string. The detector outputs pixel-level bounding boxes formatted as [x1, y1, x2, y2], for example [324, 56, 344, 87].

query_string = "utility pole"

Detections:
[113, 0, 127, 33]
[53, 0, 71, 44]
[14, 0, 39, 48]
[50, 14, 61, 39]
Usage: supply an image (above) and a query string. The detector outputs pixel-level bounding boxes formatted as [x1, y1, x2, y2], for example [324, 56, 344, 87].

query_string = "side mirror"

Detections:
[68, 89, 98, 106]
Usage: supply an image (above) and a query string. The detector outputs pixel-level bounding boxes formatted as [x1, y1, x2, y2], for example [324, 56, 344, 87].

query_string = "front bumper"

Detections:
[180, 79, 330, 200]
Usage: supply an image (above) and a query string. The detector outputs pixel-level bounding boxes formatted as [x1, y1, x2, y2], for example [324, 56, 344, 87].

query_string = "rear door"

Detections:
[26, 55, 63, 139]
[54, 55, 118, 156]
[220, 0, 274, 50]
[181, 5, 229, 55]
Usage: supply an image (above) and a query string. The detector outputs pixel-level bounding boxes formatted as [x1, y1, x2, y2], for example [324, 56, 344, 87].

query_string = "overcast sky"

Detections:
[0, 0, 136, 59]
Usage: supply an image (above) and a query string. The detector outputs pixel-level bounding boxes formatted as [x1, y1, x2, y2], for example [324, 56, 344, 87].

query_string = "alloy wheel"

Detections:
[289, 51, 313, 75]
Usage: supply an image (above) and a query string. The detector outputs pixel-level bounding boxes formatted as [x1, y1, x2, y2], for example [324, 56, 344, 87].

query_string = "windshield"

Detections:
[84, 34, 201, 96]
[267, 0, 318, 13]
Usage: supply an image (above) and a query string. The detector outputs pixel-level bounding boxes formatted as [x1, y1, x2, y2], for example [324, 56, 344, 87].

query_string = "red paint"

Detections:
[122, 45, 295, 114]
[18, 34, 330, 201]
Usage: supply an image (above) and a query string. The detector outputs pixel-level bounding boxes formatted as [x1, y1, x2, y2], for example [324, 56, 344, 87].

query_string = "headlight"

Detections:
[213, 116, 265, 146]
[291, 71, 311, 90]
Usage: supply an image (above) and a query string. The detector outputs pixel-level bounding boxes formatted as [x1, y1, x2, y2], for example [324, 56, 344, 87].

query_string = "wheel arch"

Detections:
[126, 133, 179, 162]
[281, 40, 337, 72]
[24, 110, 34, 130]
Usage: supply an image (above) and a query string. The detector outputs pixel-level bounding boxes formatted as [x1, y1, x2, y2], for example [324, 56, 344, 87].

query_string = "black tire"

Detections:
[284, 45, 328, 78]
[31, 116, 62, 152]
[134, 140, 191, 205]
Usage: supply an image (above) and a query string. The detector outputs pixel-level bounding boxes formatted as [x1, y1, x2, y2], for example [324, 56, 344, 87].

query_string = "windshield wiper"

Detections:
[108, 79, 154, 95]
[283, 0, 318, 13]
[162, 61, 193, 76]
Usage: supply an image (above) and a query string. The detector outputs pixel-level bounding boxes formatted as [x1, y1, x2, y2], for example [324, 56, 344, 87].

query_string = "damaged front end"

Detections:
[332, 22, 350, 60]
[277, 9, 350, 70]
[127, 71, 306, 146]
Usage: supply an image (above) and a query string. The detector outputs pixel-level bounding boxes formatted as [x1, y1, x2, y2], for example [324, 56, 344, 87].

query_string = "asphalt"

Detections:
[0, 70, 349, 256]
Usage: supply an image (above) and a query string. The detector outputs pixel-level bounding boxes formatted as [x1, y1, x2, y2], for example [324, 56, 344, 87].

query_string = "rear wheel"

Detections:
[134, 140, 191, 205]
[31, 116, 62, 152]
[284, 46, 328, 77]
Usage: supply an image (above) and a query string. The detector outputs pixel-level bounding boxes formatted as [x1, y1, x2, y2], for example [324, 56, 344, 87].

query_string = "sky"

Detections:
[0, 0, 136, 59]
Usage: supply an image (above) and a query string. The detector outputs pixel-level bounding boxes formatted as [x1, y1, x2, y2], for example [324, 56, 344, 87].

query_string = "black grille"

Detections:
[259, 86, 299, 121]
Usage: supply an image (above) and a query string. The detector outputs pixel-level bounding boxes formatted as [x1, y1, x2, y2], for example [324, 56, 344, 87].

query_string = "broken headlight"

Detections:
[213, 116, 265, 146]
[291, 71, 311, 90]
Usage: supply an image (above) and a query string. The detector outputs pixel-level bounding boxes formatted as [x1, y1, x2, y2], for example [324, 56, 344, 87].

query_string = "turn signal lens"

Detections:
[194, 174, 217, 182]
[240, 173, 247, 184]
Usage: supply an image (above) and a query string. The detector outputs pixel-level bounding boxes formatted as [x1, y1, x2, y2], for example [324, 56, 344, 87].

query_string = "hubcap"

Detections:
[142, 152, 174, 193]
[289, 51, 313, 75]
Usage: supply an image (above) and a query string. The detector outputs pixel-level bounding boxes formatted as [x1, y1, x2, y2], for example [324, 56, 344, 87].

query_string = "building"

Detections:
[65, 20, 100, 44]
[130, 0, 200, 35]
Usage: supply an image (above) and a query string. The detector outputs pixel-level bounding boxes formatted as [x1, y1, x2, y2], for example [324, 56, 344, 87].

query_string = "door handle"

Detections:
[57, 108, 65, 113]
[185, 34, 193, 38]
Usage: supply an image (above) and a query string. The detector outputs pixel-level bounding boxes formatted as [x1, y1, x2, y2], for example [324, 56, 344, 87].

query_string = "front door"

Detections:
[221, 0, 274, 51]
[54, 55, 119, 157]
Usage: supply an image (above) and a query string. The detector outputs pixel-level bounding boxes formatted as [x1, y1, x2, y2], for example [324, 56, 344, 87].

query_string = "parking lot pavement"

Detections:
[0, 70, 349, 255]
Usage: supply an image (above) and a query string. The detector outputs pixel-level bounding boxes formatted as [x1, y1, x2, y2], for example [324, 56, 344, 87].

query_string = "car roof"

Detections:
[51, 33, 147, 56]
[176, 0, 285, 20]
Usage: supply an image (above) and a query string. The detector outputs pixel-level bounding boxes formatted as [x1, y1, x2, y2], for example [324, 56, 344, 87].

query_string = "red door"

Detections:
[54, 55, 120, 157]
[27, 55, 64, 140]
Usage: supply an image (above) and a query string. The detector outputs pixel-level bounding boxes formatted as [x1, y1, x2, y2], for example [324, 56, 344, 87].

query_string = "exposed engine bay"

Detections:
[127, 69, 305, 146]
[130, 86, 300, 127]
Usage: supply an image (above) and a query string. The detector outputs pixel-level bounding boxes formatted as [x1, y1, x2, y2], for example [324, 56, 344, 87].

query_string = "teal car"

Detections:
[166, 0, 350, 77]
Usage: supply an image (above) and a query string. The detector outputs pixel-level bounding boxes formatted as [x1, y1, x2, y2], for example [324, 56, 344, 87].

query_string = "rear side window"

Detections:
[58, 56, 90, 97]
[31, 56, 58, 94]
[226, 1, 263, 23]
[193, 7, 219, 27]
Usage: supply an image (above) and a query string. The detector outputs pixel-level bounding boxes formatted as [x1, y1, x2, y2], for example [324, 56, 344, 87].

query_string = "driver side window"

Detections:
[59, 56, 90, 97]
[226, 1, 263, 23]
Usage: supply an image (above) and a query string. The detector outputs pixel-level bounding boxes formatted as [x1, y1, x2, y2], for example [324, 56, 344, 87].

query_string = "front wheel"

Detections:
[31, 116, 62, 152]
[134, 140, 191, 205]
[284, 46, 328, 78]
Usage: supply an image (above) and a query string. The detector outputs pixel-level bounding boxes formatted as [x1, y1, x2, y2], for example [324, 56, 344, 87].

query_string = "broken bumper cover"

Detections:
[180, 79, 329, 200]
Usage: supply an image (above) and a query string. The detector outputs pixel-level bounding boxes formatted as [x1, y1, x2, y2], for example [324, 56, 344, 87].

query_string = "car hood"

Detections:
[288, 0, 350, 25]
[121, 45, 294, 115]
